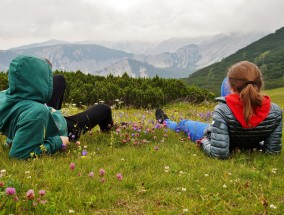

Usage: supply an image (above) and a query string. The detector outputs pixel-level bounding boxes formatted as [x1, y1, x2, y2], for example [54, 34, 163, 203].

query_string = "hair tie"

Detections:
[245, 81, 255, 85]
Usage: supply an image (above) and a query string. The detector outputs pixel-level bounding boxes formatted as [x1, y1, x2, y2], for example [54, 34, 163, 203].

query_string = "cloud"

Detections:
[0, 0, 283, 49]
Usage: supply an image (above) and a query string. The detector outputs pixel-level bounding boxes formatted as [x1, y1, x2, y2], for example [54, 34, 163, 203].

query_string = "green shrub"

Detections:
[0, 71, 214, 108]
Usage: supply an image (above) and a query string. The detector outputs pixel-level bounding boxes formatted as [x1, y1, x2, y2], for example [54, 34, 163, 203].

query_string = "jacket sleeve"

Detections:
[200, 105, 230, 159]
[263, 119, 282, 154]
[9, 119, 63, 159]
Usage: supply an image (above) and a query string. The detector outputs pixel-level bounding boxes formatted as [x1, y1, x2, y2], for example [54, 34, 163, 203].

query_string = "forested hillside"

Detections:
[182, 27, 284, 95]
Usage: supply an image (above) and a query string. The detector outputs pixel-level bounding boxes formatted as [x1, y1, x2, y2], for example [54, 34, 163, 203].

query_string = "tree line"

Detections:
[0, 71, 214, 108]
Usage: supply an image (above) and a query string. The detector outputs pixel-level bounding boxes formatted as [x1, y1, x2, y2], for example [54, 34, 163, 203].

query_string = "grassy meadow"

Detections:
[0, 88, 284, 214]
[264, 87, 284, 109]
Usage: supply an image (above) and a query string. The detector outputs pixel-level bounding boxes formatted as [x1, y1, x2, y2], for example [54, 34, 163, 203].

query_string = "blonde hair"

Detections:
[227, 61, 263, 125]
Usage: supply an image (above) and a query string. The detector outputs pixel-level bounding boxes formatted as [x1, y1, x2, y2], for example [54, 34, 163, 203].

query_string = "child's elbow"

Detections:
[9, 150, 31, 160]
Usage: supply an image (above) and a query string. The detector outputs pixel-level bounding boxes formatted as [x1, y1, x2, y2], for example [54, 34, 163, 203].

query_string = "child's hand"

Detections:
[196, 139, 202, 148]
[60, 136, 69, 147]
[60, 136, 70, 151]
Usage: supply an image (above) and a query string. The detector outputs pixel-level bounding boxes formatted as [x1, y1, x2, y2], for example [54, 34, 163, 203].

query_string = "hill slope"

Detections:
[182, 27, 284, 94]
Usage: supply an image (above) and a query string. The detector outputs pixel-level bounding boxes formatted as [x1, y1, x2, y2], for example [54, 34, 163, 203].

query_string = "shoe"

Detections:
[155, 109, 168, 123]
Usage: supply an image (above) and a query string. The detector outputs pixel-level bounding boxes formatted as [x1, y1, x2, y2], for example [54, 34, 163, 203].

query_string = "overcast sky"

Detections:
[0, 0, 283, 50]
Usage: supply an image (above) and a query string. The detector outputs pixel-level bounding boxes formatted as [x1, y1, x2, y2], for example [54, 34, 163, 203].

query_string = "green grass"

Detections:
[0, 89, 283, 214]
[264, 87, 284, 109]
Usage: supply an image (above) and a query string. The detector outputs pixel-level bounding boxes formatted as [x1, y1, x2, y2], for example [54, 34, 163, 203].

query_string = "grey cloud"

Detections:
[0, 0, 283, 49]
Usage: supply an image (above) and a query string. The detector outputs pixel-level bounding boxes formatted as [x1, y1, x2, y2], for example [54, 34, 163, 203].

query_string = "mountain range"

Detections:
[0, 31, 267, 78]
[182, 27, 284, 94]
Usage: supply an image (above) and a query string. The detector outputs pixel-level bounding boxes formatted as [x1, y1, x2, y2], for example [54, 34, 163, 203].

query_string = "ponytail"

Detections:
[227, 61, 264, 125]
[240, 82, 263, 125]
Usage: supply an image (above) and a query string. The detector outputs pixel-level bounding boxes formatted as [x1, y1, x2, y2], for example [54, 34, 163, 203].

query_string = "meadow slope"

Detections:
[0, 88, 283, 214]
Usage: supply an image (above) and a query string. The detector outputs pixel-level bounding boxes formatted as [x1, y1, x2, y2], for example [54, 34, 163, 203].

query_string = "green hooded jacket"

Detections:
[0, 55, 68, 159]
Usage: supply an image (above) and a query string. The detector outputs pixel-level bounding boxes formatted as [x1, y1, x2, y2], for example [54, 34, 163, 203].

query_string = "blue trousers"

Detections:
[164, 119, 209, 142]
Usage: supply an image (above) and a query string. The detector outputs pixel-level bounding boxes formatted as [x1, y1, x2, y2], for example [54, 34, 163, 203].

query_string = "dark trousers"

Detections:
[46, 75, 113, 138]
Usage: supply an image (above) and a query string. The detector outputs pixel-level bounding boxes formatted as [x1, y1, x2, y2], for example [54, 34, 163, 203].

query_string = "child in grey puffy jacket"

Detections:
[156, 61, 282, 159]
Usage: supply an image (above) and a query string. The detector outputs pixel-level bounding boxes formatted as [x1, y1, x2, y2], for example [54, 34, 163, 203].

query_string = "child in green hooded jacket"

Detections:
[0, 55, 113, 159]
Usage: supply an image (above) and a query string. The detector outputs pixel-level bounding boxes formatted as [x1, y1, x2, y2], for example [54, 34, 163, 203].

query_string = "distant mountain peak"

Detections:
[9, 39, 70, 50]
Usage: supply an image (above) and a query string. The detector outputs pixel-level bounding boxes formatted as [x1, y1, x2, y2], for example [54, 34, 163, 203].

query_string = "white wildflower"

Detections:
[183, 208, 188, 213]
[223, 184, 227, 188]
[179, 171, 185, 176]
[270, 204, 277, 209]
[164, 166, 170, 173]
[205, 174, 209, 177]
[0, 169, 6, 177]
[271, 168, 277, 174]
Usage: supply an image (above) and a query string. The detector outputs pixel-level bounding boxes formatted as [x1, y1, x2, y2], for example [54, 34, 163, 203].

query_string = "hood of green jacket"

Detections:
[6, 55, 53, 103]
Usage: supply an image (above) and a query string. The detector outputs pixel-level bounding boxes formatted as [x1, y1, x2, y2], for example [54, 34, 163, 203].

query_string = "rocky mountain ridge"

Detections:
[0, 31, 267, 78]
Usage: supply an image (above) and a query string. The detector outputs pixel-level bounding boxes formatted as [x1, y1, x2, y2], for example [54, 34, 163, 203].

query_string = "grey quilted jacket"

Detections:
[201, 97, 282, 159]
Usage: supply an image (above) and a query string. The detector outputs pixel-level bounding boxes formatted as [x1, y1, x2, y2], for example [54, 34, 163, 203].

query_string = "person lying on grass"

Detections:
[156, 61, 282, 159]
[0, 55, 114, 159]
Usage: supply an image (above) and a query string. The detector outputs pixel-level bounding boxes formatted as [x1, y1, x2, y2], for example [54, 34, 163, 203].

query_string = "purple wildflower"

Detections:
[99, 168, 105, 176]
[82, 150, 87, 156]
[116, 173, 123, 180]
[88, 172, 94, 177]
[62, 143, 67, 150]
[6, 187, 16, 195]
[26, 189, 35, 200]
[70, 163, 75, 170]
[39, 190, 46, 196]
[40, 200, 47, 204]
